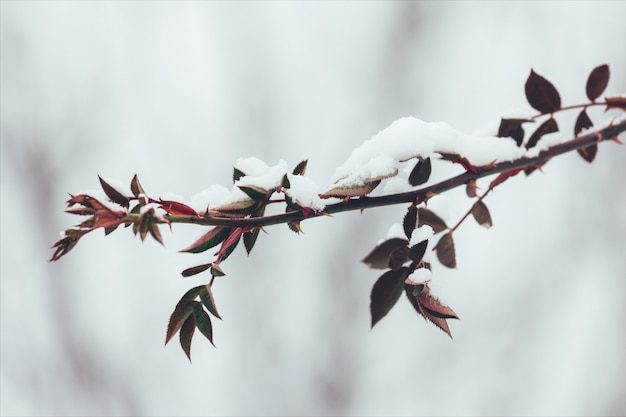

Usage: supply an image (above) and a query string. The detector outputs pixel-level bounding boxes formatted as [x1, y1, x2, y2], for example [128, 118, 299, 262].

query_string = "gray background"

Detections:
[2, 2, 625, 416]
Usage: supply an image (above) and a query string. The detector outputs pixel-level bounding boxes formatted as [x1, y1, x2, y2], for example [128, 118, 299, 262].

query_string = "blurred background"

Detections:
[1, 2, 624, 416]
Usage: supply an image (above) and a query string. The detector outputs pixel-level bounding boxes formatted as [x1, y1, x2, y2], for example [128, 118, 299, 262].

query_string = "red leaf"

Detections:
[404, 280, 459, 338]
[490, 169, 522, 188]
[586, 64, 610, 102]
[471, 201, 493, 228]
[158, 199, 199, 216]
[525, 69, 561, 113]
[98, 175, 130, 208]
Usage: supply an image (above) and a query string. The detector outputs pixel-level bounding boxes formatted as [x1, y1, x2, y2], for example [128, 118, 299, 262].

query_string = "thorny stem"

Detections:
[122, 119, 625, 230]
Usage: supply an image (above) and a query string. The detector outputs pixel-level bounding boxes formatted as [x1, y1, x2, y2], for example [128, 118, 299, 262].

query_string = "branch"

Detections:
[139, 119, 625, 229]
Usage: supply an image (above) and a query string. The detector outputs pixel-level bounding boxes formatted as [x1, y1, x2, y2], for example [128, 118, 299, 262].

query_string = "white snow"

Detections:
[385, 223, 406, 240]
[424, 194, 450, 224]
[328, 117, 526, 191]
[408, 267, 433, 283]
[409, 225, 434, 246]
[285, 174, 326, 211]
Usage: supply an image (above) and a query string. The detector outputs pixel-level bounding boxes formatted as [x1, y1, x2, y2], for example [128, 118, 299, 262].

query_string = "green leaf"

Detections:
[192, 302, 214, 346]
[292, 159, 308, 176]
[435, 233, 456, 269]
[244, 206, 266, 255]
[362, 238, 409, 269]
[471, 201, 493, 228]
[130, 174, 145, 198]
[181, 263, 212, 277]
[281, 174, 291, 189]
[408, 157, 431, 186]
[417, 208, 448, 233]
[232, 167, 246, 183]
[165, 286, 204, 345]
[200, 284, 221, 319]
[179, 313, 196, 361]
[238, 184, 270, 201]
[98, 175, 130, 208]
[179, 227, 232, 253]
[370, 268, 409, 328]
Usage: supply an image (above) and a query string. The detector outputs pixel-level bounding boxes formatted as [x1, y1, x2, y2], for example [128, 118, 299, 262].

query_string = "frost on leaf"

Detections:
[586, 64, 610, 102]
[525, 69, 561, 113]
[404, 279, 459, 338]
[362, 238, 408, 269]
[435, 233, 456, 269]
[321, 180, 382, 199]
[370, 267, 409, 328]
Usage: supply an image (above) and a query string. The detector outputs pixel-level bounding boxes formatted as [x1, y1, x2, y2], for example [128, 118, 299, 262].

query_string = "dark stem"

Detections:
[128, 119, 626, 229]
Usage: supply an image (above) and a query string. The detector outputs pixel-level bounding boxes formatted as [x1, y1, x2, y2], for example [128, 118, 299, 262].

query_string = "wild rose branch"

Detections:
[50, 65, 625, 361]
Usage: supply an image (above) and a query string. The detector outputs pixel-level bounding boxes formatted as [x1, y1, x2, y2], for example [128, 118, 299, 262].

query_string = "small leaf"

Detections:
[388, 245, 410, 270]
[181, 263, 212, 277]
[148, 221, 164, 245]
[526, 117, 559, 149]
[471, 201, 493, 228]
[417, 208, 448, 234]
[362, 238, 409, 269]
[586, 64, 610, 101]
[192, 302, 214, 346]
[98, 175, 130, 208]
[605, 96, 626, 113]
[158, 199, 198, 216]
[238, 185, 270, 201]
[281, 174, 291, 189]
[435, 233, 456, 269]
[370, 267, 409, 328]
[408, 157, 431, 186]
[465, 180, 478, 198]
[179, 227, 232, 253]
[497, 118, 533, 147]
[165, 285, 204, 345]
[403, 206, 418, 239]
[577, 144, 598, 163]
[292, 159, 308, 176]
[404, 280, 459, 338]
[574, 109, 597, 163]
[525, 69, 561, 113]
[287, 221, 303, 234]
[200, 284, 221, 319]
[321, 180, 381, 199]
[130, 174, 145, 198]
[408, 239, 428, 263]
[232, 167, 246, 183]
[212, 198, 257, 214]
[574, 109, 594, 136]
[179, 313, 196, 361]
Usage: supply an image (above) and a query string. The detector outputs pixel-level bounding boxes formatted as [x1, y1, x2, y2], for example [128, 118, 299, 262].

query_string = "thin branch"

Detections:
[123, 119, 625, 229]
